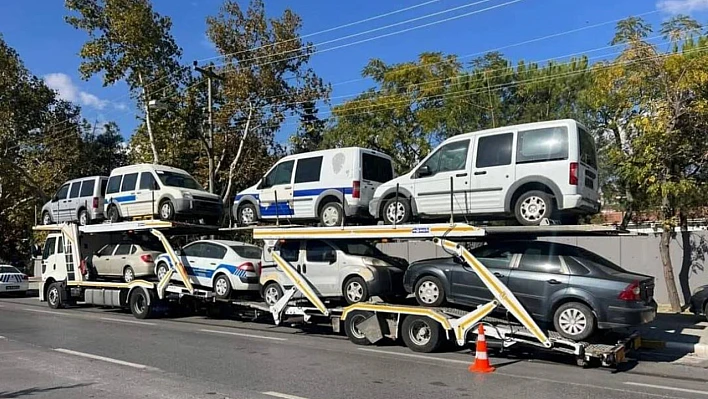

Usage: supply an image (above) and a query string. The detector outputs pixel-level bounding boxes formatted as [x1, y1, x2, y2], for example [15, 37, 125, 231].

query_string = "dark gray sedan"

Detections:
[403, 241, 657, 340]
[690, 286, 708, 320]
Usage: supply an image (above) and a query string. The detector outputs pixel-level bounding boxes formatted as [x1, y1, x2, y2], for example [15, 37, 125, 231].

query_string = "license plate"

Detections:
[6, 285, 20, 290]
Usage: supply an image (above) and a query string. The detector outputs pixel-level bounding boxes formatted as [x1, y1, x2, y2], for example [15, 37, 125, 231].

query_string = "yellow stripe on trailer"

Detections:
[272, 252, 329, 316]
[252, 223, 484, 240]
[150, 230, 193, 294]
[67, 279, 155, 289]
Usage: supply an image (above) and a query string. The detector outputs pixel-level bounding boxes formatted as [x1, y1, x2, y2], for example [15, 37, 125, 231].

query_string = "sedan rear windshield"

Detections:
[570, 247, 627, 274]
[156, 171, 204, 191]
[231, 245, 262, 259]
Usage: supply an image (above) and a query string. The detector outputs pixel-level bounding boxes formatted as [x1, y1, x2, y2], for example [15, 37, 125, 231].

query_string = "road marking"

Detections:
[357, 348, 470, 365]
[624, 382, 708, 395]
[23, 308, 59, 315]
[199, 329, 288, 341]
[263, 392, 310, 399]
[54, 348, 150, 370]
[0, 335, 6, 339]
[100, 317, 156, 326]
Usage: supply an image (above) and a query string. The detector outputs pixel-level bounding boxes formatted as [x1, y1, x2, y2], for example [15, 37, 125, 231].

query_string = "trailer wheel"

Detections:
[344, 311, 374, 346]
[401, 315, 444, 353]
[47, 282, 64, 309]
[129, 288, 153, 319]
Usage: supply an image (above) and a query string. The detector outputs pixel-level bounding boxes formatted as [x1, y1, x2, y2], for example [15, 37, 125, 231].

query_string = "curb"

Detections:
[642, 339, 708, 358]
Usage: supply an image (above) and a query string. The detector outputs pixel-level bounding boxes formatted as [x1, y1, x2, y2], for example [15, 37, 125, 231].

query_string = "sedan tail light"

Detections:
[140, 254, 154, 263]
[618, 281, 642, 301]
[238, 262, 255, 272]
[21, 274, 28, 280]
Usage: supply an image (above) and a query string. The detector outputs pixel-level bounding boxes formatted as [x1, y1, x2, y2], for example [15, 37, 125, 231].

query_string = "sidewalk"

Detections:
[636, 310, 708, 359]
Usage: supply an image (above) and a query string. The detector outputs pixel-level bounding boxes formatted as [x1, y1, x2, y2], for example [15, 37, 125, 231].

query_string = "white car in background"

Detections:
[0, 265, 29, 296]
[154, 240, 262, 299]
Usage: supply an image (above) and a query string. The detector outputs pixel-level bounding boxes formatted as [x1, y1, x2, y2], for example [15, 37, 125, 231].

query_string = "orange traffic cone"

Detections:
[469, 324, 495, 373]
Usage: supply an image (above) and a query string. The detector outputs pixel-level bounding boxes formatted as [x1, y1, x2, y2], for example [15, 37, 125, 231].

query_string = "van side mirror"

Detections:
[417, 165, 432, 177]
[51, 195, 59, 202]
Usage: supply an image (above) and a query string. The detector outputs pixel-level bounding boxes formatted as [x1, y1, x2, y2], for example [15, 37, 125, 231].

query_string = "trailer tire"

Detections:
[129, 288, 153, 319]
[344, 311, 374, 346]
[401, 315, 444, 353]
[47, 282, 64, 309]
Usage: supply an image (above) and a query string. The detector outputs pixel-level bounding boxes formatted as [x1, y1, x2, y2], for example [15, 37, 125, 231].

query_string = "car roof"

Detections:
[441, 119, 580, 144]
[191, 239, 257, 247]
[278, 147, 392, 162]
[110, 163, 190, 176]
[66, 175, 108, 183]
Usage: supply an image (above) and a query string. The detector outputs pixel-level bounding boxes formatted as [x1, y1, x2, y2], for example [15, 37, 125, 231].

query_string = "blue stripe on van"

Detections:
[234, 187, 353, 202]
[104, 194, 136, 204]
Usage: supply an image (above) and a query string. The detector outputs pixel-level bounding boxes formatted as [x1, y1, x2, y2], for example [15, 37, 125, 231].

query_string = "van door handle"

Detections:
[302, 264, 307, 274]
[296, 264, 301, 273]
[284, 186, 292, 190]
[493, 272, 503, 278]
[210, 262, 216, 266]
[121, 257, 126, 260]
[456, 173, 468, 177]
[547, 279, 562, 285]
[474, 171, 487, 175]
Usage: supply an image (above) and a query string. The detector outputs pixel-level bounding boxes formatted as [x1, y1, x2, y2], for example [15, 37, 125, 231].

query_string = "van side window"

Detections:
[101, 179, 108, 196]
[362, 153, 393, 183]
[278, 241, 300, 262]
[121, 173, 138, 192]
[420, 140, 469, 176]
[476, 133, 513, 168]
[43, 237, 56, 259]
[139, 172, 158, 190]
[69, 182, 81, 199]
[306, 240, 336, 263]
[516, 126, 568, 164]
[263, 160, 295, 188]
[80, 179, 95, 197]
[56, 184, 70, 200]
[294, 156, 323, 183]
[106, 176, 122, 194]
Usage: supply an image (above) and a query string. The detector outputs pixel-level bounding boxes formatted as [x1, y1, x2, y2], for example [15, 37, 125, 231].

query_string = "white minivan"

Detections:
[233, 147, 394, 227]
[104, 164, 223, 224]
[369, 119, 600, 226]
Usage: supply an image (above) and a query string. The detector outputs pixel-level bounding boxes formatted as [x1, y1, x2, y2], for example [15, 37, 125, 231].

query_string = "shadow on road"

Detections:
[0, 383, 94, 398]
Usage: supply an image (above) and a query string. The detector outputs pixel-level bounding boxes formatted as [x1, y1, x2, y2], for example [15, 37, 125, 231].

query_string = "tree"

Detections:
[290, 100, 327, 153]
[65, 0, 185, 163]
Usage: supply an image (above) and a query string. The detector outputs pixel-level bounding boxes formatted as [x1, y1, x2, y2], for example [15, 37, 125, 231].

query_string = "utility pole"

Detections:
[193, 61, 224, 194]
[138, 72, 159, 164]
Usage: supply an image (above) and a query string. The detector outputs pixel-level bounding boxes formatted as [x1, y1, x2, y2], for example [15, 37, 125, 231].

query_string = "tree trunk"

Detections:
[660, 193, 681, 313]
[221, 103, 253, 205]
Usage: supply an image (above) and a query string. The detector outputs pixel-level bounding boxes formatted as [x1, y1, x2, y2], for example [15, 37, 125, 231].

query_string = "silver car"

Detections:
[89, 241, 162, 282]
[41, 176, 108, 225]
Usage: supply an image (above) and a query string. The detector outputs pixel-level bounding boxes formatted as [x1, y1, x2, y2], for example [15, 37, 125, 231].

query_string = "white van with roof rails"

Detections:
[104, 164, 223, 224]
[41, 175, 108, 225]
[369, 119, 600, 226]
[233, 147, 394, 227]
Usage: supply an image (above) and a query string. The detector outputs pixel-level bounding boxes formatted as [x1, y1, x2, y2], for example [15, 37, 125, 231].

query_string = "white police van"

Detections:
[233, 147, 394, 227]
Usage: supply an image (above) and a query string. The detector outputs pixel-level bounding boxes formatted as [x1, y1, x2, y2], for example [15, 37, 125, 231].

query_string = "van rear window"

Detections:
[516, 126, 568, 164]
[362, 154, 393, 183]
[80, 180, 95, 197]
[579, 127, 597, 169]
[101, 179, 108, 196]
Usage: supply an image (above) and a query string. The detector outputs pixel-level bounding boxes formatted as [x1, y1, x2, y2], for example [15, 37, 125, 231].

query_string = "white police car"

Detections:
[0, 265, 29, 296]
[154, 240, 262, 299]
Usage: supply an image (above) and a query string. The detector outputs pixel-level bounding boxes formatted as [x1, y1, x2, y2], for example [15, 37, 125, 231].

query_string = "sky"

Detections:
[2, 0, 708, 143]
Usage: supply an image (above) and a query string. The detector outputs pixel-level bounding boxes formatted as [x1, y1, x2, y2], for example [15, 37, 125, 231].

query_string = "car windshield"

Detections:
[156, 170, 204, 191]
[0, 266, 20, 273]
[231, 245, 262, 259]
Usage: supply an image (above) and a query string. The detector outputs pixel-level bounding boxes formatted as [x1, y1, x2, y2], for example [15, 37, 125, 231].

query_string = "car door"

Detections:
[274, 240, 305, 297]
[412, 139, 471, 216]
[135, 171, 160, 216]
[291, 156, 324, 219]
[507, 244, 570, 321]
[53, 183, 70, 222]
[470, 132, 515, 212]
[42, 236, 58, 276]
[65, 181, 82, 221]
[201, 243, 228, 287]
[449, 245, 514, 305]
[301, 240, 340, 296]
[119, 173, 139, 217]
[92, 244, 116, 276]
[111, 244, 133, 276]
[259, 160, 295, 220]
[181, 242, 208, 287]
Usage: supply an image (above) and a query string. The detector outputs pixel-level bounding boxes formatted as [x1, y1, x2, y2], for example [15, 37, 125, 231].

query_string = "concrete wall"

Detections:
[378, 231, 708, 305]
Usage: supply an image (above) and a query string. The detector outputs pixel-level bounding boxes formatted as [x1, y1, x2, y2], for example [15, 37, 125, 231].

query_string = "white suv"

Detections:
[369, 119, 600, 225]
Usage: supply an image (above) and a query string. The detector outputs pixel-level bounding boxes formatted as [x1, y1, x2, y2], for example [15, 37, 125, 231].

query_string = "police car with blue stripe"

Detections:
[0, 265, 29, 296]
[233, 147, 394, 227]
[154, 240, 262, 299]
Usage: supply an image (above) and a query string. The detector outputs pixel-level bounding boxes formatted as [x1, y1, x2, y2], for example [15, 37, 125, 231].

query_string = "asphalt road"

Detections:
[1, 297, 707, 399]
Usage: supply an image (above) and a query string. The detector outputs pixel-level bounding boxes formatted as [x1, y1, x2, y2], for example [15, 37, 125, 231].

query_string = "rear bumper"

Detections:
[1, 282, 29, 292]
[366, 269, 406, 297]
[599, 301, 657, 329]
[368, 198, 381, 219]
[561, 194, 600, 213]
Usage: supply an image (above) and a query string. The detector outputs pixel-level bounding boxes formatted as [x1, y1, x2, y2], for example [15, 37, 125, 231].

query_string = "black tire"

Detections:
[78, 208, 89, 226]
[382, 197, 412, 225]
[42, 211, 53, 225]
[159, 199, 175, 220]
[344, 310, 374, 346]
[514, 190, 554, 226]
[213, 274, 232, 300]
[262, 282, 284, 306]
[237, 203, 258, 226]
[703, 301, 708, 322]
[343, 276, 369, 304]
[123, 266, 135, 283]
[400, 315, 444, 353]
[107, 205, 120, 223]
[414, 275, 446, 307]
[156, 262, 170, 282]
[129, 288, 153, 319]
[553, 302, 596, 341]
[47, 282, 64, 309]
[319, 202, 344, 227]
